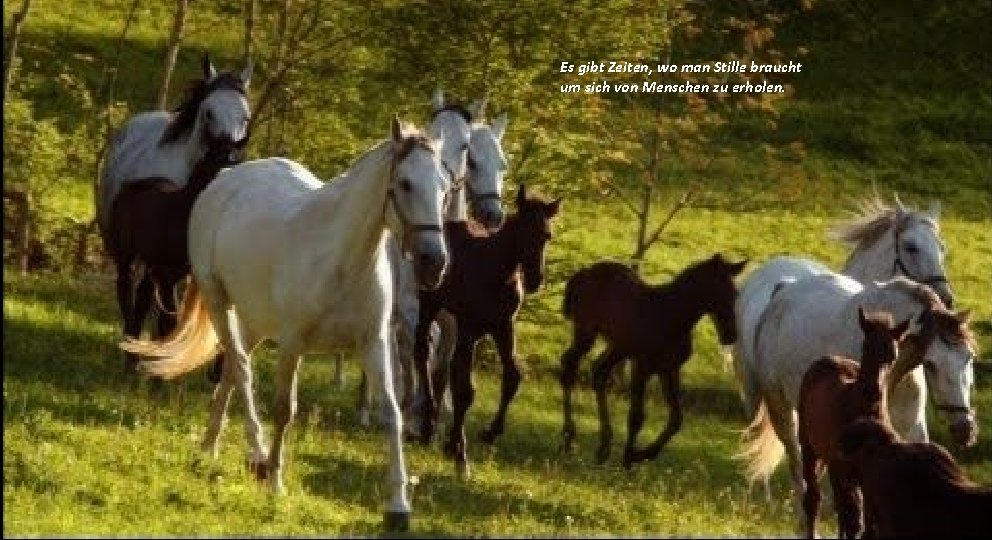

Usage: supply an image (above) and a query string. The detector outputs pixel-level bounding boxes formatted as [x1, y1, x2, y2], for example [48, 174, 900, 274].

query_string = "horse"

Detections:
[413, 184, 560, 478]
[353, 90, 509, 427]
[731, 197, 956, 449]
[797, 308, 910, 539]
[108, 139, 245, 375]
[740, 273, 976, 533]
[559, 254, 748, 468]
[121, 116, 452, 531]
[97, 54, 252, 373]
[838, 418, 992, 539]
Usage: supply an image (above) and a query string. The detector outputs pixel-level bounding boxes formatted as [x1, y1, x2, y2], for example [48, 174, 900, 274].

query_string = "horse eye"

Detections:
[461, 143, 469, 151]
[205, 109, 215, 122]
[467, 158, 476, 170]
[399, 179, 413, 192]
[903, 242, 918, 254]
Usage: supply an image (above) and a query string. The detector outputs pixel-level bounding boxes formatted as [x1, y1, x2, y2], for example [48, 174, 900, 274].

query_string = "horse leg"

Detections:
[766, 393, 808, 534]
[828, 463, 862, 539]
[201, 350, 235, 459]
[203, 289, 267, 475]
[413, 303, 441, 443]
[800, 442, 822, 539]
[433, 313, 455, 418]
[591, 347, 626, 464]
[267, 348, 303, 494]
[628, 366, 683, 465]
[621, 361, 651, 469]
[362, 331, 412, 529]
[559, 325, 596, 452]
[445, 330, 479, 479]
[480, 320, 520, 444]
[115, 257, 137, 372]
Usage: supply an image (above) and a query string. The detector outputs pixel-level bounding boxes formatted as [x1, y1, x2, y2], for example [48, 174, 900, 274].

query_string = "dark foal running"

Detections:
[108, 140, 243, 376]
[414, 184, 560, 478]
[797, 308, 910, 539]
[559, 254, 747, 468]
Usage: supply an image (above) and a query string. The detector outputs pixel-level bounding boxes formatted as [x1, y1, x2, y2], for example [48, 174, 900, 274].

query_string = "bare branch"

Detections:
[3, 0, 33, 102]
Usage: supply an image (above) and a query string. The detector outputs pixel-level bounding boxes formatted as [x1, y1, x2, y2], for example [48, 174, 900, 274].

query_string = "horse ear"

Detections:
[955, 308, 972, 325]
[202, 53, 218, 82]
[517, 184, 527, 207]
[240, 58, 254, 89]
[432, 88, 445, 113]
[545, 197, 562, 217]
[468, 97, 488, 120]
[491, 112, 508, 140]
[893, 192, 906, 212]
[893, 317, 912, 342]
[729, 259, 748, 276]
[391, 114, 404, 144]
[928, 199, 941, 220]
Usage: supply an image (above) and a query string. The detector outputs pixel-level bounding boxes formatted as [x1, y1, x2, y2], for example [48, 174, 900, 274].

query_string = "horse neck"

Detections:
[650, 270, 710, 331]
[479, 216, 525, 283]
[842, 228, 896, 282]
[299, 141, 392, 271]
[854, 346, 890, 412]
[445, 186, 469, 222]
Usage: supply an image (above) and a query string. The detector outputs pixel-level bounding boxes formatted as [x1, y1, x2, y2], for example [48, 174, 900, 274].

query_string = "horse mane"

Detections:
[828, 196, 938, 252]
[160, 73, 246, 146]
[881, 277, 976, 349]
[431, 102, 474, 123]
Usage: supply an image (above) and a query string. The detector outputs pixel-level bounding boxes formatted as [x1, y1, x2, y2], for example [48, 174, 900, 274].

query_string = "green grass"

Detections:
[5, 201, 991, 536]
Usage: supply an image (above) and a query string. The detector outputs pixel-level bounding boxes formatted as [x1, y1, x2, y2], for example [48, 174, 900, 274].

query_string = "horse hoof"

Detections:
[383, 511, 411, 532]
[442, 440, 457, 458]
[246, 458, 268, 481]
[479, 429, 498, 445]
[594, 446, 611, 465]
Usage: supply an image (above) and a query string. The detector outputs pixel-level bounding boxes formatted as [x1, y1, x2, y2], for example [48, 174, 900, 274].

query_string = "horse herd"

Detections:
[94, 56, 988, 535]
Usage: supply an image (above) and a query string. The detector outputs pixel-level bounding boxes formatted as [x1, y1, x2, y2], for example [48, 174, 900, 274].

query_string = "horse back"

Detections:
[563, 261, 651, 349]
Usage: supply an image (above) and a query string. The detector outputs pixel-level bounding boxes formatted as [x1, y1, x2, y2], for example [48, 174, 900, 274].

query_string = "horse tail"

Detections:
[735, 398, 784, 487]
[561, 269, 584, 319]
[120, 279, 219, 379]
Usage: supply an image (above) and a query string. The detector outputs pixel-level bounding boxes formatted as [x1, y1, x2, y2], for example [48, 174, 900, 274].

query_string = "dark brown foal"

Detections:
[414, 184, 560, 478]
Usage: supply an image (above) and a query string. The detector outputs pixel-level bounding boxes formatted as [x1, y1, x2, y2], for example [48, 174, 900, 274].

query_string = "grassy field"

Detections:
[4, 0, 991, 536]
[4, 199, 991, 537]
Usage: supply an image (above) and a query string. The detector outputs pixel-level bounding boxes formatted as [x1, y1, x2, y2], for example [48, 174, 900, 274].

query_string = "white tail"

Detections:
[735, 399, 784, 486]
[120, 279, 220, 379]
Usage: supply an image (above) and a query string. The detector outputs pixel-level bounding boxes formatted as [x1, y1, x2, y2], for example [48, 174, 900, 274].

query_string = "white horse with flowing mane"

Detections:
[96, 54, 252, 245]
[122, 116, 451, 531]
[739, 273, 976, 531]
[732, 197, 958, 435]
[355, 90, 509, 426]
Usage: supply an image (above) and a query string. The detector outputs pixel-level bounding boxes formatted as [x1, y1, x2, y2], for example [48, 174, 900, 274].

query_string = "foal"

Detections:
[109, 142, 242, 373]
[839, 418, 992, 539]
[797, 308, 910, 539]
[559, 254, 747, 468]
[414, 184, 560, 478]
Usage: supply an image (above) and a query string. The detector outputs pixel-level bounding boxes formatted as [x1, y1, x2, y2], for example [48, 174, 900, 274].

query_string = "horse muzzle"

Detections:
[949, 413, 978, 447]
[473, 199, 505, 233]
[414, 249, 447, 291]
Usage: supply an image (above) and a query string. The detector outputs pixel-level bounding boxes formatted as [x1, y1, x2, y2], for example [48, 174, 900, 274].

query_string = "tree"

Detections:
[155, 0, 190, 110]
[3, 0, 33, 104]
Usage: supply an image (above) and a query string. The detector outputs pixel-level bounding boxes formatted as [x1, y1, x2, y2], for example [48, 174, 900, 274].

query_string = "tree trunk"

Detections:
[4, 185, 33, 274]
[3, 0, 33, 103]
[243, 0, 256, 65]
[155, 0, 189, 110]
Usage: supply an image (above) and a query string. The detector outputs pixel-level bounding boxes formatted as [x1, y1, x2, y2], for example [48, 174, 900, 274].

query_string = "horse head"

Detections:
[704, 254, 748, 346]
[388, 114, 450, 290]
[512, 184, 560, 294]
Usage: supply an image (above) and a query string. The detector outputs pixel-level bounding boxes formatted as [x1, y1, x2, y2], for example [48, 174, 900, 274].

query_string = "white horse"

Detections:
[355, 90, 509, 427]
[732, 197, 959, 440]
[97, 54, 252, 245]
[740, 274, 976, 531]
[122, 116, 451, 531]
